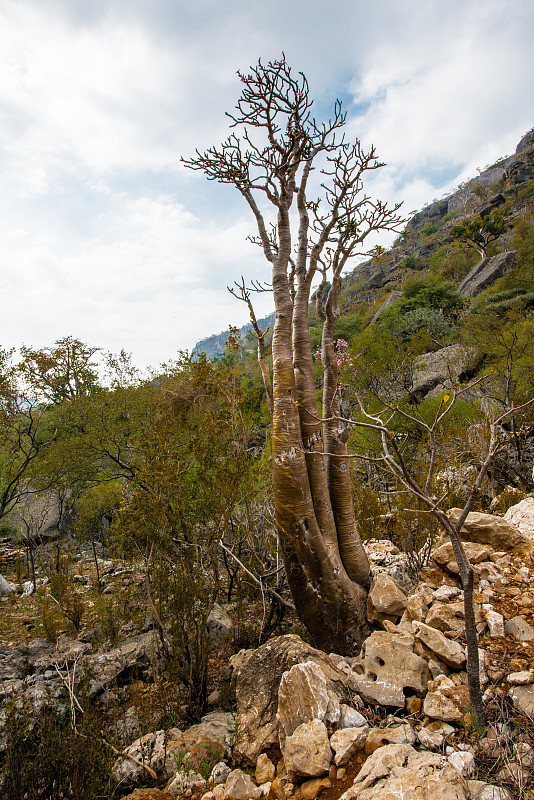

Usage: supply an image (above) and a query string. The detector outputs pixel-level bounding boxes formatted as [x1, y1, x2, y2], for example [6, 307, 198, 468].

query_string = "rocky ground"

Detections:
[2, 499, 534, 799]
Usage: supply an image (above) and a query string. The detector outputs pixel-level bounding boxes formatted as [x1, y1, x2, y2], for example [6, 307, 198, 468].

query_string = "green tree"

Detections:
[450, 209, 507, 260]
[111, 354, 258, 714]
[184, 57, 404, 653]
[0, 349, 56, 522]
[19, 336, 100, 403]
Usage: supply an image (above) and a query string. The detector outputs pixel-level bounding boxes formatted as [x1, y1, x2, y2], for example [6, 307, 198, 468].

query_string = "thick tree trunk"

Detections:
[270, 209, 370, 655]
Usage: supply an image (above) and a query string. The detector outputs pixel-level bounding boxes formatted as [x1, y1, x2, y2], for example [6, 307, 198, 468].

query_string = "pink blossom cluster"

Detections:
[314, 339, 353, 368]
[236, 70, 254, 84]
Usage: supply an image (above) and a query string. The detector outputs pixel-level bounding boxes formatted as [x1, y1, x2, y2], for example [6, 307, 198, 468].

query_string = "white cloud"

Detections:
[0, 0, 533, 367]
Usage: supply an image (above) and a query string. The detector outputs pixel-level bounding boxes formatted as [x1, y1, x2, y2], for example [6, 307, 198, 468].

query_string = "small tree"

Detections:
[346, 381, 534, 724]
[184, 56, 404, 653]
[450, 209, 507, 260]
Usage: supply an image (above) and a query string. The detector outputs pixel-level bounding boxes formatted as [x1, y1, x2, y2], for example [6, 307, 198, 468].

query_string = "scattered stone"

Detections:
[432, 542, 494, 575]
[256, 753, 276, 785]
[277, 661, 340, 744]
[504, 497, 534, 541]
[211, 762, 231, 786]
[112, 728, 189, 789]
[482, 606, 505, 637]
[189, 735, 226, 772]
[413, 622, 466, 668]
[222, 769, 262, 800]
[423, 677, 470, 723]
[366, 573, 408, 623]
[504, 616, 534, 641]
[467, 781, 511, 800]
[495, 761, 530, 784]
[330, 726, 369, 766]
[0, 574, 16, 595]
[509, 684, 534, 717]
[167, 770, 206, 797]
[267, 777, 286, 800]
[447, 509, 533, 555]
[283, 719, 332, 781]
[364, 724, 416, 754]
[447, 750, 475, 776]
[234, 635, 350, 765]
[299, 777, 331, 800]
[339, 743, 467, 800]
[507, 670, 534, 685]
[433, 585, 461, 601]
[338, 703, 367, 729]
[182, 712, 236, 754]
[352, 630, 430, 708]
[425, 600, 483, 633]
[417, 721, 455, 749]
[207, 604, 235, 648]
[405, 696, 422, 714]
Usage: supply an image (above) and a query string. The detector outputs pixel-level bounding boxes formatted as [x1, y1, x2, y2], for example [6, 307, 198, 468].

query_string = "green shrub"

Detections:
[1, 700, 113, 800]
[420, 221, 438, 238]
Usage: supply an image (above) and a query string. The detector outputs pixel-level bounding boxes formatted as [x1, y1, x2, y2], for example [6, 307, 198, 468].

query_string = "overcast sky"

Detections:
[1, 0, 533, 369]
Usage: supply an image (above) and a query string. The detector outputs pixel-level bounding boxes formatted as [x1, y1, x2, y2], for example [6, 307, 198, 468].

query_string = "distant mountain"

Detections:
[193, 311, 275, 360]
[194, 128, 534, 357]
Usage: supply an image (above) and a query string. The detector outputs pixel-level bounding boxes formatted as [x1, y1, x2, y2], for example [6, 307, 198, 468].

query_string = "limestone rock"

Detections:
[228, 649, 253, 678]
[504, 616, 534, 641]
[223, 769, 262, 800]
[447, 509, 533, 555]
[412, 344, 478, 399]
[509, 684, 534, 717]
[507, 670, 534, 685]
[447, 750, 475, 776]
[86, 632, 157, 699]
[482, 607, 504, 637]
[330, 726, 369, 766]
[459, 251, 516, 297]
[425, 601, 482, 633]
[467, 781, 511, 800]
[0, 574, 16, 595]
[167, 770, 206, 797]
[423, 679, 470, 722]
[299, 777, 331, 800]
[504, 497, 534, 542]
[234, 635, 351, 766]
[181, 712, 235, 756]
[339, 743, 467, 800]
[112, 730, 173, 788]
[277, 661, 340, 745]
[417, 721, 455, 749]
[189, 735, 226, 772]
[367, 573, 408, 623]
[267, 777, 286, 800]
[413, 622, 466, 668]
[283, 719, 332, 781]
[207, 603, 235, 648]
[364, 724, 416, 754]
[256, 753, 276, 785]
[211, 762, 232, 785]
[352, 630, 430, 708]
[431, 542, 494, 575]
[338, 703, 367, 729]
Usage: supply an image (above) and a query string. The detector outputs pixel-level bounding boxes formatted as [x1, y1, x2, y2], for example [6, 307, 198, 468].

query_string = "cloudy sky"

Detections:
[1, 0, 533, 369]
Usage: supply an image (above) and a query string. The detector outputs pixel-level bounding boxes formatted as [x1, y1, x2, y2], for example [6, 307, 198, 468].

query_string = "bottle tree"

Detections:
[184, 57, 403, 654]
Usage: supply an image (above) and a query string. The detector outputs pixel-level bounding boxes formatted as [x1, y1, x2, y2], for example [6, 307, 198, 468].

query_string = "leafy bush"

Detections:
[420, 221, 438, 237]
[398, 276, 464, 315]
[1, 700, 113, 800]
[399, 254, 423, 271]
[381, 307, 454, 344]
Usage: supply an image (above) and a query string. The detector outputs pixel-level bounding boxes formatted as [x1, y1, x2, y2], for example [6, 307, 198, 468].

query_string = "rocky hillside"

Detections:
[4, 499, 534, 798]
[194, 127, 534, 360]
